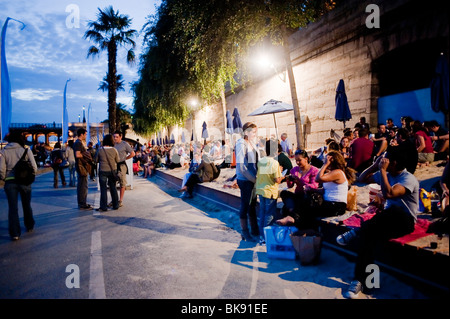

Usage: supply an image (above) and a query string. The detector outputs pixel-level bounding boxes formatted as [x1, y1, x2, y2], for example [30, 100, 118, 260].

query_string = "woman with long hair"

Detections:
[339, 137, 350, 160]
[314, 150, 356, 216]
[296, 151, 356, 230]
[277, 149, 320, 226]
[96, 134, 120, 211]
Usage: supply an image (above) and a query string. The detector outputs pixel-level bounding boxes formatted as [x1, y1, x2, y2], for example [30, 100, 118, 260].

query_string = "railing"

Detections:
[9, 123, 62, 129]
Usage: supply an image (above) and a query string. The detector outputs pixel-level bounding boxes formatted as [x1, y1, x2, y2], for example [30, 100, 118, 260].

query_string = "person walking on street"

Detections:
[96, 134, 120, 211]
[66, 140, 77, 187]
[235, 122, 260, 241]
[0, 132, 38, 240]
[87, 141, 97, 181]
[73, 128, 93, 210]
[112, 131, 135, 207]
[50, 142, 66, 188]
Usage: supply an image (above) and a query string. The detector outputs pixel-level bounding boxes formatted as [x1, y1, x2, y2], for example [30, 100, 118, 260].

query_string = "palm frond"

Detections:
[87, 45, 100, 58]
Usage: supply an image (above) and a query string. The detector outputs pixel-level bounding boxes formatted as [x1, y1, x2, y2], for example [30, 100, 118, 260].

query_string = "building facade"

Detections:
[171, 0, 448, 150]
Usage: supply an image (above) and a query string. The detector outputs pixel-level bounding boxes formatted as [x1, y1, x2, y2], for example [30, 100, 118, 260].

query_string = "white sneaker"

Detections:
[344, 280, 363, 299]
[336, 229, 357, 246]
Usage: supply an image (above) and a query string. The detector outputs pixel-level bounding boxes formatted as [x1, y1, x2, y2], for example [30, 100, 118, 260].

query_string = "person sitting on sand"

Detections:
[277, 150, 319, 227]
[337, 146, 419, 299]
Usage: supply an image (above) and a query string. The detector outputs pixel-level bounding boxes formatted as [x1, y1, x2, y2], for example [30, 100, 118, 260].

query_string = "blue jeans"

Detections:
[99, 171, 119, 210]
[68, 163, 77, 186]
[258, 195, 277, 239]
[4, 181, 34, 238]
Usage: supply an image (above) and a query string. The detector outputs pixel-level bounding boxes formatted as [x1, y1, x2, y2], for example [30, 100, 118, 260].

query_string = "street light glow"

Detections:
[256, 53, 272, 69]
[189, 99, 198, 107]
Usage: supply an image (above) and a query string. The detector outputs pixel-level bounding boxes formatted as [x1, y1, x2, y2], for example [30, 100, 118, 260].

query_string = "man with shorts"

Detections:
[112, 131, 135, 207]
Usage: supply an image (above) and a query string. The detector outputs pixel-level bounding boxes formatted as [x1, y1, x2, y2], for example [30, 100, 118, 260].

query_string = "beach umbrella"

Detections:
[232, 107, 243, 134]
[151, 139, 155, 146]
[335, 79, 352, 128]
[248, 99, 294, 139]
[226, 110, 234, 134]
[170, 133, 175, 144]
[202, 121, 209, 139]
[430, 54, 449, 116]
[165, 136, 169, 145]
[181, 131, 186, 143]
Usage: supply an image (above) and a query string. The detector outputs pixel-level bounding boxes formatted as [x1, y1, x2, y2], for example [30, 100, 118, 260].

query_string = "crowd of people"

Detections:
[1, 113, 448, 299]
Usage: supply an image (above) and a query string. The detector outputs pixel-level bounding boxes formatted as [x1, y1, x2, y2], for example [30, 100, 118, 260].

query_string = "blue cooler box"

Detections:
[264, 226, 298, 260]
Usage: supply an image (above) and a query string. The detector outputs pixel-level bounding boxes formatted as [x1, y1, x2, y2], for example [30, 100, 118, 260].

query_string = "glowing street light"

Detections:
[256, 53, 286, 82]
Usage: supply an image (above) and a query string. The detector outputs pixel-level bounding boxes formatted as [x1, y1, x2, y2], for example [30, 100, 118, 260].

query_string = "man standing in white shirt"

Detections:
[280, 133, 292, 157]
[113, 131, 135, 207]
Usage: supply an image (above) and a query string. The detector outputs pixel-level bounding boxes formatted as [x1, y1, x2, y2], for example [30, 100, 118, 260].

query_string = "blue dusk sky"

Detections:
[1, 0, 161, 125]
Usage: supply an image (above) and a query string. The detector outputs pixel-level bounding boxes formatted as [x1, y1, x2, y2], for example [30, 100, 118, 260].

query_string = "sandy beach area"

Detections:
[160, 158, 447, 215]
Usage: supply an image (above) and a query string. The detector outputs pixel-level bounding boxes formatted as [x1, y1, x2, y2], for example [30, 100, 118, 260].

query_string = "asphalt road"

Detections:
[0, 170, 435, 303]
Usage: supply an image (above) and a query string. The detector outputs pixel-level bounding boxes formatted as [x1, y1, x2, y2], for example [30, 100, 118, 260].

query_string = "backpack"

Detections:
[13, 149, 36, 185]
[52, 150, 63, 166]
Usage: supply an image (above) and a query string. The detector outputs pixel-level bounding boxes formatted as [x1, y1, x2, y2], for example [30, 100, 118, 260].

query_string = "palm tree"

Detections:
[84, 6, 137, 133]
[98, 73, 125, 93]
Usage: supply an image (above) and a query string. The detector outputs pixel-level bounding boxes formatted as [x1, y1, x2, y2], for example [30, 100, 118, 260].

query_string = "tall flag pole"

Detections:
[62, 78, 71, 144]
[86, 103, 91, 144]
[96, 125, 100, 146]
[1, 17, 25, 143]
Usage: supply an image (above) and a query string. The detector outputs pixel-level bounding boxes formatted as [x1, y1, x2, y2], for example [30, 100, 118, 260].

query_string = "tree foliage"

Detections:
[132, 0, 335, 137]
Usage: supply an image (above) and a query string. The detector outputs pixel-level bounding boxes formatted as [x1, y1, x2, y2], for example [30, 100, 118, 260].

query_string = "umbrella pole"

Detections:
[273, 113, 279, 141]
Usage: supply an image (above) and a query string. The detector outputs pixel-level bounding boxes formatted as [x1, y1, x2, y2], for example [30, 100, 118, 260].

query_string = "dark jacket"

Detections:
[50, 148, 64, 169]
[195, 155, 214, 182]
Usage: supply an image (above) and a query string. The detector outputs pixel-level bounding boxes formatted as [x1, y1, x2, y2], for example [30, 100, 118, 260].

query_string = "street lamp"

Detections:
[256, 53, 286, 82]
[189, 99, 198, 108]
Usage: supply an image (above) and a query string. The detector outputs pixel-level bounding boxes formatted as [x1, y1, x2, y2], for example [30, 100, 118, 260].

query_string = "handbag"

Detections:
[307, 190, 323, 208]
[60, 159, 70, 168]
[290, 229, 323, 265]
[103, 147, 120, 182]
[77, 161, 89, 176]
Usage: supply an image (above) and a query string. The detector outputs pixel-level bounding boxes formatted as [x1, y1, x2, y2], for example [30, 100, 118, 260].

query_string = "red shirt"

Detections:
[415, 130, 434, 153]
[349, 137, 374, 170]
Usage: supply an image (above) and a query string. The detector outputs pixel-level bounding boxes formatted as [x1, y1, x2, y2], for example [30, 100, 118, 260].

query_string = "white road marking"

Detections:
[89, 231, 106, 299]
